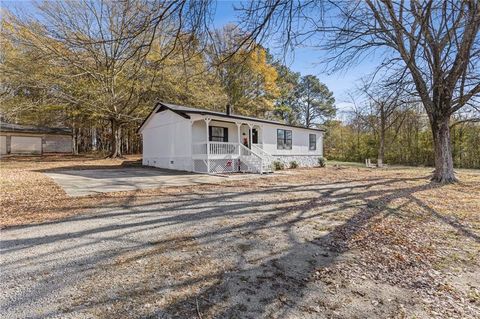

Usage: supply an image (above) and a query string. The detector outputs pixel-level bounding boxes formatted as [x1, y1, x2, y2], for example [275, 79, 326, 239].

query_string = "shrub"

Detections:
[318, 157, 326, 167]
[272, 160, 285, 170]
[289, 161, 299, 169]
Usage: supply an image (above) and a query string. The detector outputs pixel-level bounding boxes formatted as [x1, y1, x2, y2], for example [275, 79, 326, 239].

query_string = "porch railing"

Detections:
[239, 143, 264, 173]
[210, 142, 239, 155]
[192, 142, 239, 156]
[251, 144, 274, 172]
[192, 142, 272, 174]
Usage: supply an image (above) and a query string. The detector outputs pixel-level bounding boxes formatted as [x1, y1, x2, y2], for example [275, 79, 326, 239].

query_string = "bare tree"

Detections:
[7, 0, 214, 158]
[356, 80, 411, 166]
[239, 0, 480, 183]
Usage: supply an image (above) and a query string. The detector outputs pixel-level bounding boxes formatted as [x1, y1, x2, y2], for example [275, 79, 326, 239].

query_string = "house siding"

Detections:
[140, 108, 324, 173]
[261, 123, 323, 157]
[191, 119, 240, 144]
[141, 109, 192, 171]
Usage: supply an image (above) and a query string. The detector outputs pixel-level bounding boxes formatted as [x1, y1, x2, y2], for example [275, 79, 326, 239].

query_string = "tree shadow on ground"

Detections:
[1, 174, 478, 318]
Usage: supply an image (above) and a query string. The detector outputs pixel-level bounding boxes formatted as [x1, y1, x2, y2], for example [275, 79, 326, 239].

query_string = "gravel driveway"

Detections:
[1, 172, 478, 318]
[0, 178, 356, 319]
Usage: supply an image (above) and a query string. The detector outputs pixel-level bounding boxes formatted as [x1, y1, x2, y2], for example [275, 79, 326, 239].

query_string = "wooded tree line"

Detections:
[238, 0, 479, 183]
[0, 1, 335, 157]
[324, 79, 480, 169]
[1, 0, 479, 182]
[324, 106, 480, 169]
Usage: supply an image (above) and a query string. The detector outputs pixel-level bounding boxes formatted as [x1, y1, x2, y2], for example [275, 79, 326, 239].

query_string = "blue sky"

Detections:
[4, 0, 378, 115]
[213, 0, 378, 115]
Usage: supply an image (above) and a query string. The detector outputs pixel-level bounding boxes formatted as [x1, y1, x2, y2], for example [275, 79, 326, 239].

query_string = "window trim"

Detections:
[209, 126, 228, 142]
[309, 134, 316, 151]
[277, 129, 292, 150]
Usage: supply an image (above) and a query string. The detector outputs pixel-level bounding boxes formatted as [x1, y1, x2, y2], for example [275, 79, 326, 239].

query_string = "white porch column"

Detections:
[236, 122, 242, 156]
[247, 123, 254, 148]
[190, 120, 194, 172]
[204, 118, 211, 173]
[251, 124, 262, 146]
[260, 125, 264, 146]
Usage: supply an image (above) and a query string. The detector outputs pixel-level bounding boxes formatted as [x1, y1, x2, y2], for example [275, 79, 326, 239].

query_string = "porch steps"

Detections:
[241, 156, 273, 173]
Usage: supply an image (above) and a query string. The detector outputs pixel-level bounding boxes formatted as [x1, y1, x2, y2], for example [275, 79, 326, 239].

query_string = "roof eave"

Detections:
[183, 110, 326, 132]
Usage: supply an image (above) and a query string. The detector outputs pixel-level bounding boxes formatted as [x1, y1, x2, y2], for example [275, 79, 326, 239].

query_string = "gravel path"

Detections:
[1, 174, 478, 318]
[0, 179, 355, 318]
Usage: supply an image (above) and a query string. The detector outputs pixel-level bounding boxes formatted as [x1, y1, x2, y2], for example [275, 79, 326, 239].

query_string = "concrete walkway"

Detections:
[45, 167, 263, 196]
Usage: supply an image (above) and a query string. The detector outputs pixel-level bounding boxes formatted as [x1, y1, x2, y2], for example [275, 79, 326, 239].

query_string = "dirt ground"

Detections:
[1, 156, 479, 318]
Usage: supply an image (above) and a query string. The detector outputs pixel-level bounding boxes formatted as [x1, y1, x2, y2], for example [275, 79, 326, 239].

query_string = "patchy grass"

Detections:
[1, 156, 479, 318]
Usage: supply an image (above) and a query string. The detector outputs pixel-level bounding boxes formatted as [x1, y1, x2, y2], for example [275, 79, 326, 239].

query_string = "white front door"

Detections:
[240, 125, 250, 148]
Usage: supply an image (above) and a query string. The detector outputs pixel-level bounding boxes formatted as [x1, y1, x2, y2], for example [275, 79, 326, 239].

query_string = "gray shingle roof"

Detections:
[0, 122, 72, 135]
[158, 102, 326, 132]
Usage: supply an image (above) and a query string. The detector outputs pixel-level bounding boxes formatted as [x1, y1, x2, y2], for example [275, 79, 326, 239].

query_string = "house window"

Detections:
[209, 126, 228, 142]
[309, 134, 316, 150]
[277, 129, 292, 150]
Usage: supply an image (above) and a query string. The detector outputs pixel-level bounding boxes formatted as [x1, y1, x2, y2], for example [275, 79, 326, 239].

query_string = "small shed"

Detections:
[0, 122, 72, 155]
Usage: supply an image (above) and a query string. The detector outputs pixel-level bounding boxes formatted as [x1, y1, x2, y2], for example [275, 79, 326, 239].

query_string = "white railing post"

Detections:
[205, 118, 211, 173]
[236, 122, 242, 171]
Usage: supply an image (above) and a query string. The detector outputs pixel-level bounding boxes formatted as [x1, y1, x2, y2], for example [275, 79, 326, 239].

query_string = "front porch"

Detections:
[190, 117, 272, 174]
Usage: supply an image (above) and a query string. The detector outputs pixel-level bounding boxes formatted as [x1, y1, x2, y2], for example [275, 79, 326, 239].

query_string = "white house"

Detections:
[138, 102, 324, 174]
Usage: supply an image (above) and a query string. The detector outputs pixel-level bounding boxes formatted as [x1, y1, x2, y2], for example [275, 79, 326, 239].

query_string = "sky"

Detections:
[3, 0, 381, 117]
[213, 1, 380, 116]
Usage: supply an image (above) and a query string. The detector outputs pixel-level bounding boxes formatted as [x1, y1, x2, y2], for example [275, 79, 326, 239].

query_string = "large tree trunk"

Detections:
[378, 130, 385, 167]
[430, 116, 457, 183]
[91, 127, 97, 151]
[72, 125, 79, 155]
[108, 119, 122, 158]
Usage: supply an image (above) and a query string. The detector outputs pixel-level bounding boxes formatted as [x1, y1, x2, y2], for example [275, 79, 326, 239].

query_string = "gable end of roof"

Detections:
[137, 102, 192, 133]
[156, 103, 191, 119]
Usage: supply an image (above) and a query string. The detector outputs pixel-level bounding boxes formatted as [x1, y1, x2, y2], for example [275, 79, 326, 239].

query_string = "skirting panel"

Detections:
[272, 155, 322, 167]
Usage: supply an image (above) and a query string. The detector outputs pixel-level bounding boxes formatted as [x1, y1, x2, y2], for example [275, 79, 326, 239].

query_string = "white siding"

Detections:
[141, 110, 192, 171]
[189, 114, 322, 154]
[0, 136, 6, 155]
[261, 123, 323, 156]
[192, 120, 207, 143]
[191, 119, 240, 143]
[141, 109, 324, 172]
[210, 120, 240, 143]
[11, 136, 42, 154]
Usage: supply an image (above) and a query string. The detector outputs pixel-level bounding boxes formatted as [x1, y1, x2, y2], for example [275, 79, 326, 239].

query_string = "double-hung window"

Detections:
[277, 129, 292, 150]
[209, 126, 228, 142]
[309, 134, 316, 150]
